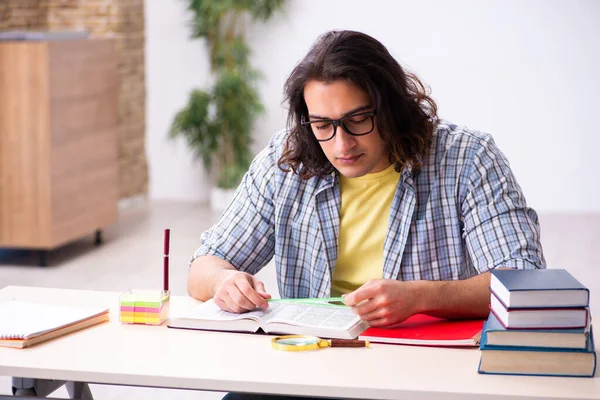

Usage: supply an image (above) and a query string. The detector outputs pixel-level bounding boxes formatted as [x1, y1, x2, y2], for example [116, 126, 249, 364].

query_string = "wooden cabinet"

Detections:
[0, 38, 119, 257]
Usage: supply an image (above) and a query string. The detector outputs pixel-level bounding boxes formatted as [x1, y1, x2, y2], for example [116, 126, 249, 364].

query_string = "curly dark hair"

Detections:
[278, 30, 438, 179]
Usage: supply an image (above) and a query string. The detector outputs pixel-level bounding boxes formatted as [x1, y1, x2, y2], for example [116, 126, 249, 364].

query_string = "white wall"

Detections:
[146, 0, 600, 212]
[145, 0, 211, 201]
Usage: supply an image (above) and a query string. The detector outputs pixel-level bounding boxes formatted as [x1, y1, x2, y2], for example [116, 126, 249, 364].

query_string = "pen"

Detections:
[163, 229, 170, 292]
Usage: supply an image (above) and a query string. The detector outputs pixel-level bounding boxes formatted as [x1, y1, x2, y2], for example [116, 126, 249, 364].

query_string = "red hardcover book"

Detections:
[358, 314, 484, 347]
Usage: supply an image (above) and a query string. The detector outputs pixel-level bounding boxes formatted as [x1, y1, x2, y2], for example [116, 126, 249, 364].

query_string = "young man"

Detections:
[187, 30, 545, 328]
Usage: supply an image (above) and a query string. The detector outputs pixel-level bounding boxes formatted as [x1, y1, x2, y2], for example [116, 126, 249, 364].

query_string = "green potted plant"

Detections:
[170, 0, 284, 211]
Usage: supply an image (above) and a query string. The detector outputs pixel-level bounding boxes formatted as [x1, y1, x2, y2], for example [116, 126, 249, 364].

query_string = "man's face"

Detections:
[303, 80, 390, 178]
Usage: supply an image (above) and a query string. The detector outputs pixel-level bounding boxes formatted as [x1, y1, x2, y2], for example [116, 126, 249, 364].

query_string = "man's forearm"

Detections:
[187, 255, 237, 301]
[418, 272, 491, 319]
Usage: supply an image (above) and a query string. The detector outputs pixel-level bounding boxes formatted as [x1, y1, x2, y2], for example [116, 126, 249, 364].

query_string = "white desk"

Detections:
[0, 286, 598, 400]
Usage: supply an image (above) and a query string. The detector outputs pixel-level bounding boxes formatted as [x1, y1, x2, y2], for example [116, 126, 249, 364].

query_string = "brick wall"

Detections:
[115, 0, 147, 199]
[0, 0, 49, 30]
[0, 0, 148, 199]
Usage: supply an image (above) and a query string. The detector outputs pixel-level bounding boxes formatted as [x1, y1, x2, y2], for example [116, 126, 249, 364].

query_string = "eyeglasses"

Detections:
[300, 110, 377, 142]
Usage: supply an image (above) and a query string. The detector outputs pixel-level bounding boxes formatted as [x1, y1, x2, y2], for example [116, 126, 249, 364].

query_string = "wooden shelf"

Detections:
[0, 38, 119, 250]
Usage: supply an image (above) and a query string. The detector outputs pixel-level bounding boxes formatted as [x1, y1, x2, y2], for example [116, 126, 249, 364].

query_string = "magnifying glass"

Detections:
[271, 335, 370, 351]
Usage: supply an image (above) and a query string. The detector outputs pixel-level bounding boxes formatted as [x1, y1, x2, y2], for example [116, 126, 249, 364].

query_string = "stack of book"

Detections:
[478, 269, 596, 377]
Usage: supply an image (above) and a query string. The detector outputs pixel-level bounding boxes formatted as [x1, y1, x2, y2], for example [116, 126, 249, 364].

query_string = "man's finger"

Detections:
[343, 284, 378, 306]
[213, 295, 229, 312]
[365, 317, 393, 327]
[235, 277, 268, 309]
[215, 290, 241, 313]
[227, 281, 258, 312]
[352, 298, 379, 316]
[357, 306, 387, 322]
[253, 279, 272, 299]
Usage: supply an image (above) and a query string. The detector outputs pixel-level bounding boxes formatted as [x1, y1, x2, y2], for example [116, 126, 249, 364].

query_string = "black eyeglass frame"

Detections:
[300, 110, 377, 142]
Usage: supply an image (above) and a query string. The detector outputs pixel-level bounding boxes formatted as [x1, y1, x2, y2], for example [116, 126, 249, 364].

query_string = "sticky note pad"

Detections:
[119, 290, 170, 325]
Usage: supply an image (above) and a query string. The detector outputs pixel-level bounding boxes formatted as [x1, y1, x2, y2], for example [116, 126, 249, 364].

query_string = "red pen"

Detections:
[163, 229, 170, 292]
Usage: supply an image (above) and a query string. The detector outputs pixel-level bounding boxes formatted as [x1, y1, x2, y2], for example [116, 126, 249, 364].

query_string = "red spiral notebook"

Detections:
[358, 314, 485, 347]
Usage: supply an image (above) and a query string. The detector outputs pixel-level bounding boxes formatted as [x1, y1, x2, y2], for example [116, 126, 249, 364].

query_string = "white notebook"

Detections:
[0, 300, 109, 340]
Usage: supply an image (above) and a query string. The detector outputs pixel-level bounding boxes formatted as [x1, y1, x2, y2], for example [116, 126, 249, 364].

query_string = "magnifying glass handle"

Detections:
[329, 339, 370, 348]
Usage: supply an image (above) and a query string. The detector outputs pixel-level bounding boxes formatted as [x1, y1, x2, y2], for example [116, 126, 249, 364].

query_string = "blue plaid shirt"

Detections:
[193, 121, 546, 298]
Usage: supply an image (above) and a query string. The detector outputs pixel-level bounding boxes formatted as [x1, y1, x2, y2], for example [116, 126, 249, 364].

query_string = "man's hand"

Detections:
[343, 279, 425, 327]
[213, 270, 271, 313]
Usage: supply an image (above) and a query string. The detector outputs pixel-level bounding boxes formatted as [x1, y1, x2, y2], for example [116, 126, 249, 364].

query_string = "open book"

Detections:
[168, 299, 369, 339]
[0, 300, 110, 349]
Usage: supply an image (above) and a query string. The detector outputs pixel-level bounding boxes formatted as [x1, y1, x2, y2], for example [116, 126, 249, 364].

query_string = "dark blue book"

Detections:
[490, 269, 589, 309]
[478, 327, 596, 377]
[480, 312, 590, 350]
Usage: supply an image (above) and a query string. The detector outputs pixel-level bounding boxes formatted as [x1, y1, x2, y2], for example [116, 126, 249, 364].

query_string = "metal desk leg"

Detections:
[12, 378, 64, 397]
[66, 382, 93, 400]
[9, 378, 94, 399]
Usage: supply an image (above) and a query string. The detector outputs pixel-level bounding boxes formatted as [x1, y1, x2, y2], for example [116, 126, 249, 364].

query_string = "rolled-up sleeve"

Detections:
[190, 137, 278, 275]
[461, 135, 546, 273]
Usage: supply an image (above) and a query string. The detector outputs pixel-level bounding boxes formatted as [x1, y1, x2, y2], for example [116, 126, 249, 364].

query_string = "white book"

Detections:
[490, 293, 589, 329]
[0, 300, 109, 348]
[168, 299, 368, 339]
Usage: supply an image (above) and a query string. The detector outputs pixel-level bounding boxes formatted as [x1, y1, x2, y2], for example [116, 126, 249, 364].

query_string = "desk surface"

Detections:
[0, 286, 598, 400]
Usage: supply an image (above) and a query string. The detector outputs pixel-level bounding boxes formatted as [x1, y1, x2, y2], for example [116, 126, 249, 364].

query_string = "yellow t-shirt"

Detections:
[331, 164, 401, 296]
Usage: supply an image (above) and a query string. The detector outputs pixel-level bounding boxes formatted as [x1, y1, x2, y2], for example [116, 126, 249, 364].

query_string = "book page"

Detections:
[262, 303, 359, 330]
[0, 300, 109, 340]
[181, 299, 267, 322]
